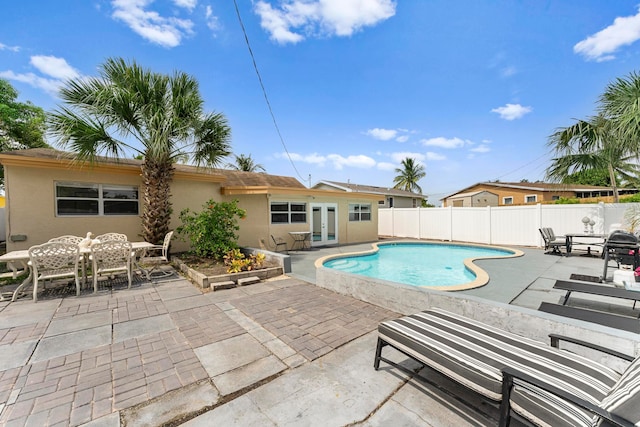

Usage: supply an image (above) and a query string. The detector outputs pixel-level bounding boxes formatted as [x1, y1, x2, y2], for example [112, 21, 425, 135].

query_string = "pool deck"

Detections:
[0, 241, 635, 426]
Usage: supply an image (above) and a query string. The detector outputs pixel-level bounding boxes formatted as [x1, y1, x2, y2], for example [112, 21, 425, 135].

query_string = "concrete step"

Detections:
[237, 276, 261, 286]
[210, 280, 235, 291]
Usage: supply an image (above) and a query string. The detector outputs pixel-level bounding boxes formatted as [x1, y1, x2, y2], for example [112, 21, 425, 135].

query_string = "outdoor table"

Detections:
[565, 233, 607, 256]
[289, 231, 311, 251]
[0, 241, 154, 302]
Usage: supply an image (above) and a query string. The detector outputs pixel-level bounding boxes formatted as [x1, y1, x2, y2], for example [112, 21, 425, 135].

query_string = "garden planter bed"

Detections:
[173, 257, 284, 290]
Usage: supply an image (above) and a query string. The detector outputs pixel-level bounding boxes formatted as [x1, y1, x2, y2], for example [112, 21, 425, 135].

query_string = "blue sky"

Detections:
[2, 1, 640, 203]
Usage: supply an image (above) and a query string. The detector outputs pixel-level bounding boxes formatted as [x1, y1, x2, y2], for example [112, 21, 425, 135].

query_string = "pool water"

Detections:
[323, 243, 514, 287]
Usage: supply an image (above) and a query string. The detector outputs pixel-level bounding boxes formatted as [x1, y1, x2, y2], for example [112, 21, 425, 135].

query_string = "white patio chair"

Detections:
[138, 231, 173, 280]
[94, 232, 128, 242]
[28, 242, 81, 302]
[48, 235, 86, 281]
[90, 241, 133, 292]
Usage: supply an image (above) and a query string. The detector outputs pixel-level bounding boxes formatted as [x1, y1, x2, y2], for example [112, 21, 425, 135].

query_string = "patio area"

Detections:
[0, 242, 636, 426]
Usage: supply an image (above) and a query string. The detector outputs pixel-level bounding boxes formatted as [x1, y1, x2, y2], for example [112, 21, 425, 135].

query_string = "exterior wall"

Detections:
[390, 196, 418, 208]
[447, 191, 499, 207]
[168, 177, 223, 252]
[4, 164, 144, 251]
[3, 163, 222, 252]
[444, 184, 575, 206]
[3, 160, 380, 252]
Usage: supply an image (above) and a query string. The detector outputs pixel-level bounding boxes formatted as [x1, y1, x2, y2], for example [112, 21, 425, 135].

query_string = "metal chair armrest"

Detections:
[549, 334, 635, 361]
[499, 367, 633, 427]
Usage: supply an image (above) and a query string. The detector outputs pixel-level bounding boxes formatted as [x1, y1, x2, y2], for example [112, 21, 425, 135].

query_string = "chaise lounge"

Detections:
[374, 308, 640, 426]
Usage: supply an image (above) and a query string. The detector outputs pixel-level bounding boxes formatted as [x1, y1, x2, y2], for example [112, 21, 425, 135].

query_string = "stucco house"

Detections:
[313, 180, 425, 208]
[441, 182, 638, 207]
[0, 149, 382, 252]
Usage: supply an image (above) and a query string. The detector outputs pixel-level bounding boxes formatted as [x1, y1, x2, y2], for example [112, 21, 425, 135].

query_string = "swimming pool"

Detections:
[321, 241, 522, 291]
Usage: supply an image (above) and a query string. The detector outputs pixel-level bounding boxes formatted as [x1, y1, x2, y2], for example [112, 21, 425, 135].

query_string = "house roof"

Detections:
[449, 190, 498, 199]
[0, 148, 306, 189]
[441, 181, 618, 200]
[315, 180, 425, 198]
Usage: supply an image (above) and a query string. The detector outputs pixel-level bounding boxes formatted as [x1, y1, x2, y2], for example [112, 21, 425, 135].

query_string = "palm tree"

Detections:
[598, 71, 640, 151]
[546, 115, 639, 202]
[393, 157, 426, 193]
[48, 57, 231, 244]
[228, 153, 265, 172]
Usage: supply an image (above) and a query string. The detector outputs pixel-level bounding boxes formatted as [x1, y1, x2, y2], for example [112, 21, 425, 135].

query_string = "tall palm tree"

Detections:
[393, 157, 426, 193]
[48, 58, 231, 244]
[598, 71, 640, 152]
[228, 153, 265, 172]
[546, 115, 639, 202]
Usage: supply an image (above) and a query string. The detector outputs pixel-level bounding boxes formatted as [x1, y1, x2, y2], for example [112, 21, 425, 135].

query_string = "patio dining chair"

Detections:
[48, 235, 86, 279]
[90, 241, 133, 292]
[94, 232, 128, 242]
[539, 228, 565, 255]
[28, 242, 81, 302]
[271, 235, 288, 254]
[138, 231, 174, 280]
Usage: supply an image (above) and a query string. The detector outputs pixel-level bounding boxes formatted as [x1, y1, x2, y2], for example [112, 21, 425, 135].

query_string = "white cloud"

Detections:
[254, 0, 396, 44]
[390, 152, 425, 163]
[173, 0, 197, 10]
[574, 7, 640, 62]
[205, 5, 221, 31]
[376, 162, 396, 171]
[0, 70, 62, 95]
[327, 153, 376, 170]
[420, 136, 466, 149]
[470, 144, 491, 153]
[0, 42, 20, 52]
[280, 152, 376, 170]
[365, 128, 397, 140]
[425, 152, 446, 161]
[365, 127, 413, 142]
[491, 103, 532, 120]
[111, 0, 194, 48]
[30, 55, 80, 80]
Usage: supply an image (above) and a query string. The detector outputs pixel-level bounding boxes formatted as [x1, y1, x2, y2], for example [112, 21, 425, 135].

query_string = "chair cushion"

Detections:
[595, 356, 640, 426]
[378, 309, 620, 426]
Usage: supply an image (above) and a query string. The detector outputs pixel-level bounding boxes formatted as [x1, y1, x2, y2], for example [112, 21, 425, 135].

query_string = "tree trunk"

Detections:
[608, 163, 619, 203]
[140, 159, 174, 244]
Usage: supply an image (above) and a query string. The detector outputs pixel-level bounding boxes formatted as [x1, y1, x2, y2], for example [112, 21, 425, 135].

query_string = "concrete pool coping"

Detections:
[314, 240, 525, 291]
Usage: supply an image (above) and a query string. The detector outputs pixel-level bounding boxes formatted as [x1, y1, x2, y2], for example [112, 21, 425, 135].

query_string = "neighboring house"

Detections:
[313, 180, 425, 209]
[446, 190, 499, 207]
[441, 182, 638, 207]
[0, 149, 382, 252]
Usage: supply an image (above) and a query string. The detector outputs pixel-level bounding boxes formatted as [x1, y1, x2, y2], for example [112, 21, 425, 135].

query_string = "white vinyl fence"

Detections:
[378, 203, 639, 247]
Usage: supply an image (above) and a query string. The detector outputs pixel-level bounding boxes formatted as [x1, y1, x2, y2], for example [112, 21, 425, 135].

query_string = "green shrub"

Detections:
[177, 199, 246, 260]
[554, 197, 580, 204]
[620, 193, 640, 203]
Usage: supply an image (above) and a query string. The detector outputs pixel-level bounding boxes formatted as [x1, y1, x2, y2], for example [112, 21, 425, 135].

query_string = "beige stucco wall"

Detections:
[3, 159, 381, 253]
[4, 164, 145, 251]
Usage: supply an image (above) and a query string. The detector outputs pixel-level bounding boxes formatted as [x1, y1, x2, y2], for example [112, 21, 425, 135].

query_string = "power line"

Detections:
[232, 0, 307, 184]
[493, 151, 552, 181]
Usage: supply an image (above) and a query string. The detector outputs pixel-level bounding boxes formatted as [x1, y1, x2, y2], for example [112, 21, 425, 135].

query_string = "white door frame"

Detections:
[310, 203, 338, 246]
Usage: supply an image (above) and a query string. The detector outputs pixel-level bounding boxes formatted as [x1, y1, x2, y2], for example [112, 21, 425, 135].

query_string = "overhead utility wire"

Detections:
[232, 0, 307, 184]
[493, 151, 552, 181]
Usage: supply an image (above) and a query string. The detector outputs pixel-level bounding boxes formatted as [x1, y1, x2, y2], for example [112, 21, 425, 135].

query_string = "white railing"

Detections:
[378, 203, 639, 247]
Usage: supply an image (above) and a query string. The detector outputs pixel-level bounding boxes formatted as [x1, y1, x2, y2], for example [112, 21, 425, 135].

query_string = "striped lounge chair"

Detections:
[375, 309, 640, 426]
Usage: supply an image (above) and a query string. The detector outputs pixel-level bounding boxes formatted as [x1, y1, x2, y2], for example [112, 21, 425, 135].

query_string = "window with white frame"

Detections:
[270, 202, 307, 224]
[503, 197, 513, 205]
[55, 182, 139, 216]
[349, 203, 371, 221]
[525, 194, 537, 203]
